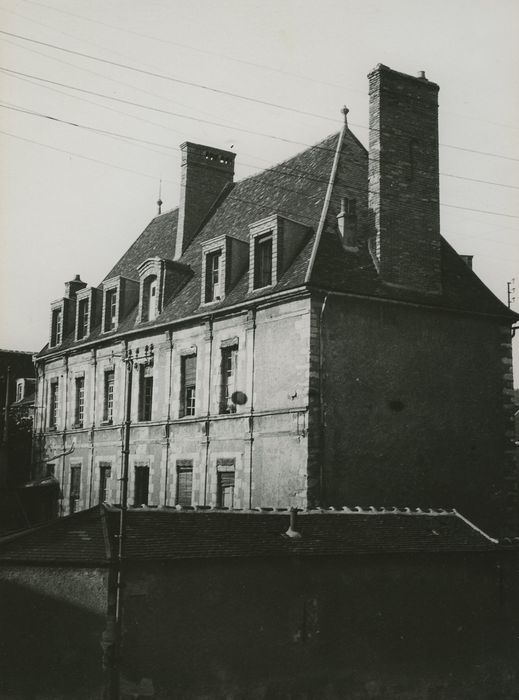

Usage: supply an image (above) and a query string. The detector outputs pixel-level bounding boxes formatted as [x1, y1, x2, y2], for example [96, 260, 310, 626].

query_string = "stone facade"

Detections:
[33, 64, 517, 533]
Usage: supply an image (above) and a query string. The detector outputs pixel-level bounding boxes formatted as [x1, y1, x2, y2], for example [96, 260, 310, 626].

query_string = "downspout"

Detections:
[88, 348, 97, 506]
[60, 355, 69, 516]
[248, 308, 257, 509]
[203, 316, 214, 505]
[163, 330, 174, 505]
[2, 365, 10, 445]
[319, 293, 330, 504]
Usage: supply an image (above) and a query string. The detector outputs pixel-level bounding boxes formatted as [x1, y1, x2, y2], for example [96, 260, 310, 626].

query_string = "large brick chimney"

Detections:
[175, 142, 236, 259]
[368, 64, 441, 294]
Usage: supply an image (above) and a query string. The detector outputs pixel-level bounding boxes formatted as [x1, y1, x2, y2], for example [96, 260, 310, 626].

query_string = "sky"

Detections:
[0, 0, 518, 376]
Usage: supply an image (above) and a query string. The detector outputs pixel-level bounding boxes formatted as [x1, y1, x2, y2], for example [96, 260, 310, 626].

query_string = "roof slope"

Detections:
[0, 505, 498, 564]
[37, 127, 515, 357]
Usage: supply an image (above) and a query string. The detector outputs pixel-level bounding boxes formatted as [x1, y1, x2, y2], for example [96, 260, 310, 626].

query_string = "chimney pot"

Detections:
[417, 70, 426, 79]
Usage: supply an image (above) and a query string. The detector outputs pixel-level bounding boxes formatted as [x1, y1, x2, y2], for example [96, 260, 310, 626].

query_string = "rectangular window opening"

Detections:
[51, 307, 63, 346]
[70, 465, 81, 514]
[74, 377, 85, 428]
[220, 345, 238, 414]
[103, 370, 115, 423]
[176, 460, 193, 507]
[104, 289, 118, 331]
[217, 470, 235, 508]
[254, 234, 273, 289]
[49, 381, 59, 429]
[77, 298, 90, 340]
[134, 465, 149, 507]
[181, 355, 197, 417]
[99, 463, 111, 503]
[205, 250, 222, 302]
[139, 367, 153, 422]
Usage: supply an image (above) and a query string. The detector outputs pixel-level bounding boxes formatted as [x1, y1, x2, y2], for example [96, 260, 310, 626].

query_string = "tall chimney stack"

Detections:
[175, 142, 236, 260]
[368, 64, 441, 294]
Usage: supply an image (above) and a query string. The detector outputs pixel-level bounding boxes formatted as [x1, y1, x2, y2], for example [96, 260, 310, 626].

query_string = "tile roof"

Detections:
[36, 126, 516, 357]
[0, 505, 499, 564]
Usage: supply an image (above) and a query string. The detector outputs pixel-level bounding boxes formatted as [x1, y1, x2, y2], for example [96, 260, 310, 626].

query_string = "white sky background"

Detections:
[0, 0, 518, 377]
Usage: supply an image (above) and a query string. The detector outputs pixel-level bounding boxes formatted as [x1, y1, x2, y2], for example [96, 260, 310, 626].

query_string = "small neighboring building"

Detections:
[32, 65, 518, 536]
[0, 505, 517, 699]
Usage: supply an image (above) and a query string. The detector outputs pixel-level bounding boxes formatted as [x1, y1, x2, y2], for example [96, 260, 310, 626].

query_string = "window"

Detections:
[142, 275, 158, 322]
[16, 381, 23, 402]
[46, 463, 55, 478]
[74, 377, 85, 428]
[77, 298, 90, 340]
[134, 465, 149, 506]
[103, 370, 115, 423]
[51, 307, 63, 346]
[254, 233, 273, 288]
[138, 366, 153, 421]
[49, 381, 59, 429]
[180, 354, 197, 417]
[99, 463, 111, 503]
[70, 465, 81, 514]
[217, 471, 235, 508]
[220, 345, 238, 414]
[104, 288, 118, 331]
[205, 250, 222, 302]
[176, 460, 193, 506]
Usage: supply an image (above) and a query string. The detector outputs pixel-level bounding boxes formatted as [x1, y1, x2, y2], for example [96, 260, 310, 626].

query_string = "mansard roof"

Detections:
[36, 126, 515, 357]
[0, 504, 500, 565]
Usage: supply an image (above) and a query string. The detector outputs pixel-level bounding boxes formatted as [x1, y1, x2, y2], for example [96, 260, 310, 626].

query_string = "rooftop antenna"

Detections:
[157, 179, 163, 215]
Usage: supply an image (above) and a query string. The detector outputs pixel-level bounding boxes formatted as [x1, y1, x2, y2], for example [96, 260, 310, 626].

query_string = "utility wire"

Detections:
[0, 29, 339, 123]
[14, 0, 519, 132]
[2, 112, 519, 224]
[3, 99, 519, 223]
[12, 0, 359, 94]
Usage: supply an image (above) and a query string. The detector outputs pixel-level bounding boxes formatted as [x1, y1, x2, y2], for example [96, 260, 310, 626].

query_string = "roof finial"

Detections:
[157, 179, 163, 215]
[341, 106, 349, 125]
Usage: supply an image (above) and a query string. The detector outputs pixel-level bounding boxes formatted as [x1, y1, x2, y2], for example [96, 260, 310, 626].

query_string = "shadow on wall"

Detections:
[0, 579, 104, 700]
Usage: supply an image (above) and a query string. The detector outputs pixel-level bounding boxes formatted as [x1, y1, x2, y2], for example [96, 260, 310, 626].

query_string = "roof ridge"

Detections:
[304, 124, 347, 283]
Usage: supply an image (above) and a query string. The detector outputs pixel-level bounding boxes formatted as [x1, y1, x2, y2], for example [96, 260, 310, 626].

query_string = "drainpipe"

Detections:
[318, 294, 330, 505]
[203, 317, 214, 505]
[88, 348, 97, 507]
[2, 365, 11, 445]
[163, 330, 174, 505]
[248, 308, 257, 509]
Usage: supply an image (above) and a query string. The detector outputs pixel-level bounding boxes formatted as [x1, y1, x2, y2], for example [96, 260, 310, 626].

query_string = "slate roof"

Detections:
[0, 504, 499, 565]
[37, 126, 516, 357]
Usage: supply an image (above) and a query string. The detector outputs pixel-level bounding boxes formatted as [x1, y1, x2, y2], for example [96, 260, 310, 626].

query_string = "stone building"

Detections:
[33, 64, 517, 534]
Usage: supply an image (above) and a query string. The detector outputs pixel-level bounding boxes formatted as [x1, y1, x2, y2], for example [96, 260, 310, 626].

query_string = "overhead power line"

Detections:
[3, 107, 519, 222]
[0, 29, 338, 123]
[2, 82, 519, 196]
[1, 31, 518, 164]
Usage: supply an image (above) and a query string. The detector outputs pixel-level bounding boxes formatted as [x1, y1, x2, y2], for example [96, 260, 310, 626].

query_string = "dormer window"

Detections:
[142, 275, 158, 322]
[201, 235, 248, 306]
[104, 288, 118, 331]
[50, 306, 63, 347]
[16, 380, 23, 402]
[77, 298, 89, 340]
[249, 215, 309, 293]
[205, 250, 222, 302]
[254, 233, 273, 288]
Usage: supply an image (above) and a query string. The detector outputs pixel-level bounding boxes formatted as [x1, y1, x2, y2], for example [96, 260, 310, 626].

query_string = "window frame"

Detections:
[74, 376, 85, 428]
[138, 365, 154, 422]
[176, 460, 193, 507]
[103, 287, 118, 332]
[134, 464, 150, 507]
[69, 464, 81, 514]
[103, 370, 115, 424]
[99, 462, 111, 503]
[180, 353, 197, 418]
[219, 344, 238, 414]
[253, 232, 274, 289]
[49, 380, 59, 430]
[77, 297, 90, 340]
[50, 306, 63, 347]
